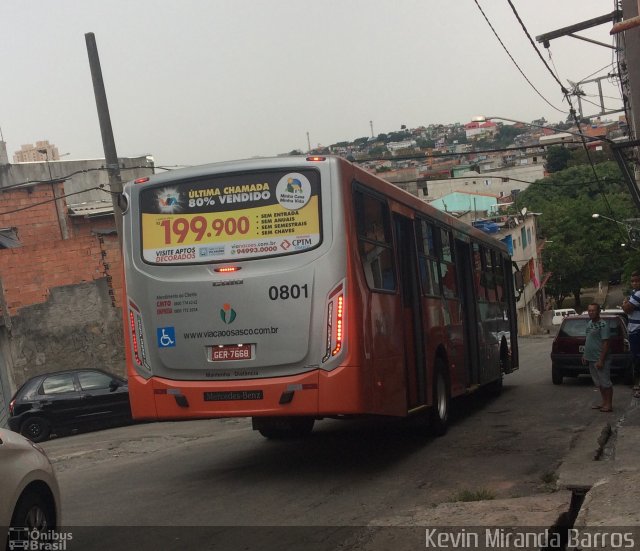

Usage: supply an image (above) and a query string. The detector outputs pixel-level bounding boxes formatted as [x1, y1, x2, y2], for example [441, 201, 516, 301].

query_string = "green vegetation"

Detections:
[541, 471, 558, 485]
[517, 153, 640, 310]
[545, 146, 571, 173]
[452, 489, 496, 502]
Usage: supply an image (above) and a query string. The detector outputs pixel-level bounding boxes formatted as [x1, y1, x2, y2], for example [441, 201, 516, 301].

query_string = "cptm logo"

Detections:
[220, 303, 237, 324]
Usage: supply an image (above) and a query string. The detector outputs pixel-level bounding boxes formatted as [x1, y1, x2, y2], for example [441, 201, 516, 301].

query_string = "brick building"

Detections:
[0, 145, 154, 426]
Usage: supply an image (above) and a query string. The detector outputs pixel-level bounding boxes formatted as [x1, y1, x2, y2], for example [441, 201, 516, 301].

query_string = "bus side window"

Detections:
[472, 243, 484, 299]
[439, 229, 457, 299]
[493, 251, 505, 302]
[354, 188, 396, 291]
[481, 247, 497, 302]
[416, 218, 440, 296]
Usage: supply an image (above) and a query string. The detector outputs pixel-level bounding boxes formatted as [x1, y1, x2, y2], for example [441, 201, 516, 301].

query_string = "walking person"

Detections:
[581, 303, 613, 412]
[622, 270, 640, 398]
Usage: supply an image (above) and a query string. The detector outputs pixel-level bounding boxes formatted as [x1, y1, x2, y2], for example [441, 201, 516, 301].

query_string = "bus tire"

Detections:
[254, 416, 315, 439]
[487, 376, 503, 395]
[430, 361, 450, 437]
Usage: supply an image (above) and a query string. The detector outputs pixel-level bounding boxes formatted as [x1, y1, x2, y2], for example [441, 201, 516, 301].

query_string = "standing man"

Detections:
[582, 303, 613, 412]
[622, 270, 640, 398]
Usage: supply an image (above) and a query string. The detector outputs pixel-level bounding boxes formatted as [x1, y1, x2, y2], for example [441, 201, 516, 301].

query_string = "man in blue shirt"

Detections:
[582, 303, 612, 412]
[622, 271, 640, 398]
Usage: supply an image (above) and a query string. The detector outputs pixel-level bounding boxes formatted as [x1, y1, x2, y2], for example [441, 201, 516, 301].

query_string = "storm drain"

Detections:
[545, 422, 616, 550]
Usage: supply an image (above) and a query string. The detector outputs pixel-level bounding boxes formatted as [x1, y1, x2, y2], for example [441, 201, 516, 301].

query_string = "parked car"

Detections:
[0, 428, 61, 550]
[551, 308, 577, 326]
[601, 308, 628, 324]
[550, 315, 632, 385]
[8, 368, 132, 442]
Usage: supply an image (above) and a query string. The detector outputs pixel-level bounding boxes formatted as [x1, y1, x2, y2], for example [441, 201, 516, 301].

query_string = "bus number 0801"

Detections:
[268, 284, 309, 300]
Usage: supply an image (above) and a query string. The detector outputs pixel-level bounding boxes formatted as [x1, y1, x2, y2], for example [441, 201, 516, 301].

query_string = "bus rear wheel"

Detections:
[430, 361, 450, 437]
[252, 416, 315, 439]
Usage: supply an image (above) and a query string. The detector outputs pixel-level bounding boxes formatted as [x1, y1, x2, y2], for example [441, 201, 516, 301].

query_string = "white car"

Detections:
[551, 308, 577, 325]
[0, 428, 61, 549]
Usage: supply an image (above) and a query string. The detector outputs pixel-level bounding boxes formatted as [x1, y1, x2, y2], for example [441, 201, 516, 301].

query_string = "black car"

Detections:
[8, 369, 131, 442]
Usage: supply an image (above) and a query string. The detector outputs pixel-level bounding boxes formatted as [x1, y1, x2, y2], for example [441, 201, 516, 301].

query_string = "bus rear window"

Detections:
[139, 169, 322, 264]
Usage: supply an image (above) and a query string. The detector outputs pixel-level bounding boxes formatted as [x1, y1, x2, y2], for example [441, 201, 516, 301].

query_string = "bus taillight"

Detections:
[333, 295, 344, 355]
[129, 303, 149, 370]
[323, 283, 345, 362]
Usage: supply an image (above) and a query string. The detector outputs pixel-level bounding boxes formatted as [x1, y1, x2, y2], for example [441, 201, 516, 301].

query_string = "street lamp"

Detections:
[592, 212, 640, 247]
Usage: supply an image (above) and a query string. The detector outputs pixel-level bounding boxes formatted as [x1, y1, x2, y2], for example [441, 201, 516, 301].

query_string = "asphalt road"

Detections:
[40, 336, 615, 550]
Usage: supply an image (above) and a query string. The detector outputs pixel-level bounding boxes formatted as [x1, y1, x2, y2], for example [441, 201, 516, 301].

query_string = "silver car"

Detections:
[0, 428, 61, 549]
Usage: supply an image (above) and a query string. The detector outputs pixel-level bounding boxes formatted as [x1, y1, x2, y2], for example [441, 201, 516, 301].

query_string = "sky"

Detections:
[1, 1, 624, 169]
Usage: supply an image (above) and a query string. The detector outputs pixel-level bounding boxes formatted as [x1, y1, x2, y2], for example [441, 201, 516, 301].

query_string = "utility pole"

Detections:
[85, 32, 123, 244]
[306, 132, 311, 153]
[370, 120, 374, 138]
[616, 0, 640, 202]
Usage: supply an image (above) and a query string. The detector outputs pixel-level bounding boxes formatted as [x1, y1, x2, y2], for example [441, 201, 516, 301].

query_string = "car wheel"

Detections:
[20, 416, 52, 443]
[430, 360, 450, 437]
[11, 488, 56, 531]
[552, 366, 563, 385]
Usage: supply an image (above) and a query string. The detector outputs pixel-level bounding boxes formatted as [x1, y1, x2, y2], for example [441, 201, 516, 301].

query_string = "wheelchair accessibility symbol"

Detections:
[157, 327, 176, 348]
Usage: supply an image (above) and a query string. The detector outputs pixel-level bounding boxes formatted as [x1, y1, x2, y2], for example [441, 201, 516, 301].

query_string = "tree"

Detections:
[416, 138, 435, 148]
[545, 146, 571, 173]
[518, 161, 638, 310]
[367, 146, 388, 157]
[493, 124, 527, 148]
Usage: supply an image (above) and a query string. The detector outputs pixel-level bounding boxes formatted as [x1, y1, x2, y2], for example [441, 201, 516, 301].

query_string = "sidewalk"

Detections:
[556, 389, 640, 546]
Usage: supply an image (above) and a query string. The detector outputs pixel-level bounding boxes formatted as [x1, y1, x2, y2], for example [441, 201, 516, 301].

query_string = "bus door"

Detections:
[454, 238, 480, 387]
[394, 214, 426, 408]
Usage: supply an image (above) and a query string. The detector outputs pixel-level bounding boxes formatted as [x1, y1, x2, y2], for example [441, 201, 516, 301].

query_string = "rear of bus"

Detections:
[122, 156, 360, 433]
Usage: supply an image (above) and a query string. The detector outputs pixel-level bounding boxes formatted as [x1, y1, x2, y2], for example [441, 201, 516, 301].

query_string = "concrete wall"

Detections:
[0, 156, 154, 203]
[7, 279, 125, 389]
[420, 164, 546, 201]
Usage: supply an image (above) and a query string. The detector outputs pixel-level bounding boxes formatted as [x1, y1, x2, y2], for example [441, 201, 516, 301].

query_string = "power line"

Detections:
[473, 0, 566, 113]
[0, 165, 154, 193]
[354, 142, 561, 164]
[506, 0, 623, 231]
[0, 186, 110, 216]
[506, 0, 569, 94]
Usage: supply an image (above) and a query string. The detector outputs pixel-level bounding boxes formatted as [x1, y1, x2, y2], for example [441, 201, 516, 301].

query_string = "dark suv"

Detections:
[550, 315, 632, 385]
[8, 369, 131, 442]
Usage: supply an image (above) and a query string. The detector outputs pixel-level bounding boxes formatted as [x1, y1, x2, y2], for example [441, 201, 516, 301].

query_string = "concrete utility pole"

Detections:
[85, 32, 123, 244]
[618, 0, 640, 200]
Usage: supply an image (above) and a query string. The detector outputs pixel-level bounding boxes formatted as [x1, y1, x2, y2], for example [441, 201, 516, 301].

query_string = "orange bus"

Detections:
[121, 155, 519, 438]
